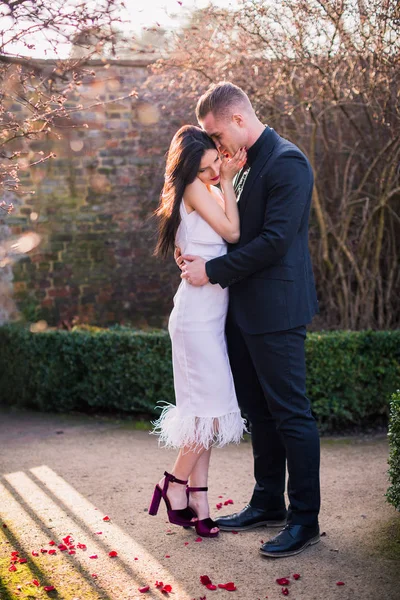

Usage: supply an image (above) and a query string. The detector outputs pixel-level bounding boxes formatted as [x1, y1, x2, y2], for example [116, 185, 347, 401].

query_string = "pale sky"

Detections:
[126, 0, 236, 30]
[1, 0, 238, 58]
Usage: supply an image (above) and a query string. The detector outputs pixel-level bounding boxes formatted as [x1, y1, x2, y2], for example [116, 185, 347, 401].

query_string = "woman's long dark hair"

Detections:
[154, 125, 217, 258]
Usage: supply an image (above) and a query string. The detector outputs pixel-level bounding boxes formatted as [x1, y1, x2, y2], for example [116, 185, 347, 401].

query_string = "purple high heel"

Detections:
[187, 486, 219, 538]
[149, 471, 197, 527]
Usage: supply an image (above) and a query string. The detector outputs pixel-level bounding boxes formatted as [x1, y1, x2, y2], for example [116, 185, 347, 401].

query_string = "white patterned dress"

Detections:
[152, 199, 247, 450]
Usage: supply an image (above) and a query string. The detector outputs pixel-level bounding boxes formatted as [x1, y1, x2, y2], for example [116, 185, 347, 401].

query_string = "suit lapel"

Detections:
[238, 127, 280, 217]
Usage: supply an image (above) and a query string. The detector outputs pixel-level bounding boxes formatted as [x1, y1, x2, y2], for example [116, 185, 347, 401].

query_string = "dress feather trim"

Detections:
[151, 403, 248, 451]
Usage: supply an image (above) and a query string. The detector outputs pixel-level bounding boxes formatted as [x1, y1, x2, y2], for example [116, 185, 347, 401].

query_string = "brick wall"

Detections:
[6, 59, 185, 328]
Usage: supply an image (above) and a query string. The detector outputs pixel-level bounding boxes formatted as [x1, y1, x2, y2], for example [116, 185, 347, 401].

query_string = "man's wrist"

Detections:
[205, 261, 217, 285]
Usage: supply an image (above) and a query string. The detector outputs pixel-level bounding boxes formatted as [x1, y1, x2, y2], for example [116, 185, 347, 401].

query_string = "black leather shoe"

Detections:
[260, 523, 320, 557]
[214, 504, 287, 531]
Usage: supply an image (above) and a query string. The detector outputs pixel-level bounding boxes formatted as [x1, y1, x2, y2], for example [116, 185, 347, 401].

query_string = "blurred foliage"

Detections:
[0, 325, 399, 433]
[146, 0, 400, 330]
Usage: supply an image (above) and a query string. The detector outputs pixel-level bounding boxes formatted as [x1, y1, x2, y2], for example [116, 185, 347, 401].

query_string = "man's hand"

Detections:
[181, 255, 209, 286]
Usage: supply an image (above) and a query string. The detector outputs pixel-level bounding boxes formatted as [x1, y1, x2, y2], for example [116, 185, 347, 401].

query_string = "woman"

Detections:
[149, 125, 247, 538]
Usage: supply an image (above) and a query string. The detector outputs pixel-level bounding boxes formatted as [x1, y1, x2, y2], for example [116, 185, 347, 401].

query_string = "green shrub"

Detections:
[387, 391, 400, 510]
[0, 325, 399, 432]
[0, 324, 174, 414]
[305, 330, 400, 430]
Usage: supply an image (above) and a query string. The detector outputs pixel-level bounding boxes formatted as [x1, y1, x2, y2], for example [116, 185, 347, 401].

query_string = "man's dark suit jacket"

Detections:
[205, 126, 319, 334]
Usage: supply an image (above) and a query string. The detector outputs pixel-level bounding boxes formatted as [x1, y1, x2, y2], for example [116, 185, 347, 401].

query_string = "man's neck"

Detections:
[246, 120, 267, 150]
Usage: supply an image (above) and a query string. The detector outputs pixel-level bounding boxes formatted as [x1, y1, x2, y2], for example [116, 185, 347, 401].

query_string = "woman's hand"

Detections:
[174, 246, 184, 271]
[219, 147, 247, 182]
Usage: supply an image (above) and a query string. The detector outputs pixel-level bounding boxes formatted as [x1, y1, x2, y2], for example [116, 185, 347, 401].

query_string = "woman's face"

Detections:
[197, 149, 221, 186]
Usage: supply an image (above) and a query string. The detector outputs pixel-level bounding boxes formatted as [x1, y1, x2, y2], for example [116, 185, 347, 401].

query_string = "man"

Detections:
[179, 82, 320, 558]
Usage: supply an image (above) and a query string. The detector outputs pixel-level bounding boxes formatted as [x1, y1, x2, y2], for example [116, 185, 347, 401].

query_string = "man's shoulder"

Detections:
[272, 132, 306, 160]
[264, 133, 311, 175]
[257, 133, 312, 189]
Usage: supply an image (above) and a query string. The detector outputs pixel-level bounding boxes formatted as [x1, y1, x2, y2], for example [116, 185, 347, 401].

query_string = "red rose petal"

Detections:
[200, 575, 212, 586]
[77, 543, 87, 550]
[11, 551, 19, 556]
[44, 586, 56, 592]
[91, 574, 98, 578]
[165, 555, 170, 558]
[18, 558, 27, 564]
[162, 584, 172, 593]
[95, 531, 102, 535]
[184, 542, 189, 546]
[109, 550, 118, 557]
[69, 550, 76, 555]
[58, 544, 68, 551]
[135, 557, 139, 560]
[139, 586, 150, 593]
[9, 565, 17, 572]
[231, 530, 238, 534]
[207, 584, 217, 590]
[48, 550, 57, 555]
[293, 574, 301, 580]
[32, 579, 40, 587]
[282, 588, 289, 596]
[48, 540, 56, 546]
[155, 581, 164, 588]
[2, 523, 7, 528]
[40, 548, 48, 554]
[218, 495, 223, 498]
[103, 515, 110, 521]
[216, 503, 223, 510]
[90, 554, 98, 559]
[195, 537, 203, 542]
[276, 578, 290, 586]
[218, 582, 237, 591]
[224, 499, 234, 505]
[32, 551, 39, 557]
[62, 535, 73, 545]
[336, 582, 345, 586]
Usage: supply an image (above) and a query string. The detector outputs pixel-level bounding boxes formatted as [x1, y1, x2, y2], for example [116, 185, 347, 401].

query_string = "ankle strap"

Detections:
[164, 471, 188, 486]
[187, 486, 208, 492]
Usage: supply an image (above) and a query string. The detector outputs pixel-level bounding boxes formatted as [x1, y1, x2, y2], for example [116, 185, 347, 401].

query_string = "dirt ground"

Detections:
[0, 408, 399, 600]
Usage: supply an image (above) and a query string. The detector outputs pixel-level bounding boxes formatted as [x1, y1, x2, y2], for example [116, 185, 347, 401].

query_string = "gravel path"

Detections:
[0, 408, 399, 600]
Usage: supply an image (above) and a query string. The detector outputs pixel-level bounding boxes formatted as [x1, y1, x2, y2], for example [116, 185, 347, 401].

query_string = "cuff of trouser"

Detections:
[250, 493, 286, 512]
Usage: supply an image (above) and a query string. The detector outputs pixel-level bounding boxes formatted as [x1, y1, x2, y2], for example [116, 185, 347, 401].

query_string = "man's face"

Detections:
[200, 111, 247, 158]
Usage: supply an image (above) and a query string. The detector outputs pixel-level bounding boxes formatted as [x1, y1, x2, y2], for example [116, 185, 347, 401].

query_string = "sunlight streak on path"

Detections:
[0, 480, 97, 599]
[2, 468, 190, 598]
[30, 465, 192, 598]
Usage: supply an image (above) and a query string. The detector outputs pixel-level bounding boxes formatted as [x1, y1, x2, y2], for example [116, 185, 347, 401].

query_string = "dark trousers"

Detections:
[226, 312, 320, 527]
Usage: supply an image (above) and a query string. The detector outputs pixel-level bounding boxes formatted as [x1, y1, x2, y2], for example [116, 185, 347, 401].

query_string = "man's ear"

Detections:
[232, 113, 245, 127]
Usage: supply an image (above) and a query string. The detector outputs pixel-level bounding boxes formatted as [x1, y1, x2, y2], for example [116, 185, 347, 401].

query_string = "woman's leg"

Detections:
[188, 448, 219, 534]
[159, 445, 207, 510]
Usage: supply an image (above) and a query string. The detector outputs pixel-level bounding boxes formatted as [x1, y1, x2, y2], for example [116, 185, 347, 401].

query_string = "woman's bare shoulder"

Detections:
[185, 178, 206, 194]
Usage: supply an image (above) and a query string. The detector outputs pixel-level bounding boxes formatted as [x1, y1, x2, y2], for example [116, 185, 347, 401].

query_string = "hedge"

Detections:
[0, 325, 399, 432]
[387, 391, 400, 510]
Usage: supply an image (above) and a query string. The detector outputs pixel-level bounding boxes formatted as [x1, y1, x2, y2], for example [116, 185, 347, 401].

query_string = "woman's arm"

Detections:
[183, 148, 246, 243]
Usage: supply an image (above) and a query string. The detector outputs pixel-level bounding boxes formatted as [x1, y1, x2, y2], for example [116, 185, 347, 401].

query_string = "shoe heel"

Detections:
[148, 485, 162, 516]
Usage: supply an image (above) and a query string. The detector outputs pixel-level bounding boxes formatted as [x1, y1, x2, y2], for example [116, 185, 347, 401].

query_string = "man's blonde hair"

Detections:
[196, 82, 252, 122]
